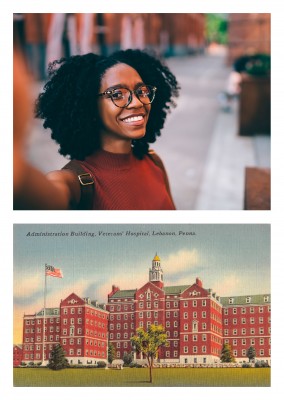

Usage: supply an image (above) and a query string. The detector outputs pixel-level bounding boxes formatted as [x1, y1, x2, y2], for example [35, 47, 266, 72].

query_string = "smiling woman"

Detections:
[14, 49, 180, 210]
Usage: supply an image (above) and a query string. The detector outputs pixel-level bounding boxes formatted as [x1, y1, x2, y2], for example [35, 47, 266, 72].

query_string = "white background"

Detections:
[1, 1, 283, 399]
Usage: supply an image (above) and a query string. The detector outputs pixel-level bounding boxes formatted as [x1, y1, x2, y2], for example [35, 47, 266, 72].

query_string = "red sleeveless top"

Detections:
[79, 149, 175, 210]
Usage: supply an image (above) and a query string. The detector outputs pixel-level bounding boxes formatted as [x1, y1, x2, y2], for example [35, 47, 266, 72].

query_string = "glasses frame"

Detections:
[98, 84, 157, 108]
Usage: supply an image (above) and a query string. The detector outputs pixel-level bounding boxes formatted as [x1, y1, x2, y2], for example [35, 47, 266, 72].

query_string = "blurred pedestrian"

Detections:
[16, 49, 180, 210]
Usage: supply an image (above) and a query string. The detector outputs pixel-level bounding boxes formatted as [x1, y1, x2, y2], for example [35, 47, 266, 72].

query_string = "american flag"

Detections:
[45, 265, 63, 278]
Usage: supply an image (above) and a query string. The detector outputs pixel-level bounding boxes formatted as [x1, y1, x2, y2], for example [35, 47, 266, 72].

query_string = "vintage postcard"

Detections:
[13, 223, 270, 387]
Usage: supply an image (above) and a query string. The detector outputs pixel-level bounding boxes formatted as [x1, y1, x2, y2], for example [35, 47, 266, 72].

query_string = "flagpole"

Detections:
[42, 264, 47, 364]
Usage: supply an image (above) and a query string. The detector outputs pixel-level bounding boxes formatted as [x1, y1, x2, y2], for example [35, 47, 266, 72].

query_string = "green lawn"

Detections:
[14, 367, 270, 387]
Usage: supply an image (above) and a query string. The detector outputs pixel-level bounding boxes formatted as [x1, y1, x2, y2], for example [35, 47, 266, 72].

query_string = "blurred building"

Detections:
[14, 13, 206, 80]
[227, 13, 271, 65]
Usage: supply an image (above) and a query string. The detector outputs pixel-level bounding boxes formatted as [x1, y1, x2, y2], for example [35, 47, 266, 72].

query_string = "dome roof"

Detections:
[153, 254, 160, 261]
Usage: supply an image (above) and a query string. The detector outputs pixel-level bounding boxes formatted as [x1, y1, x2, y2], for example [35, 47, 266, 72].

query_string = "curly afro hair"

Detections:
[35, 49, 180, 160]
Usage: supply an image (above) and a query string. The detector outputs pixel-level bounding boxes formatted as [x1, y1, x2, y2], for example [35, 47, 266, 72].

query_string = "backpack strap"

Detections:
[62, 160, 94, 210]
[147, 149, 175, 208]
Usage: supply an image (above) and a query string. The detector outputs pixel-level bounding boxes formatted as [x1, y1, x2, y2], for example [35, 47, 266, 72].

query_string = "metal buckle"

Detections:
[78, 173, 94, 186]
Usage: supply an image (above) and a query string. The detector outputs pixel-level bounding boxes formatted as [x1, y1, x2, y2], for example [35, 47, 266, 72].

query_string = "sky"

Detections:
[13, 223, 270, 343]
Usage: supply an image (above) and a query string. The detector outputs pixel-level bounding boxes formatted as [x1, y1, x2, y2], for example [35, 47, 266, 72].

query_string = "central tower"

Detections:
[149, 253, 164, 289]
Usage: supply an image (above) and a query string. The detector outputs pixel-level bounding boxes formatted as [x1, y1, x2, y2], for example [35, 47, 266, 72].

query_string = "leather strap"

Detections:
[62, 160, 94, 210]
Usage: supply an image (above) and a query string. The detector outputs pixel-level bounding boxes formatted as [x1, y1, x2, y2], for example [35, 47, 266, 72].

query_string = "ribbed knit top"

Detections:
[79, 149, 175, 210]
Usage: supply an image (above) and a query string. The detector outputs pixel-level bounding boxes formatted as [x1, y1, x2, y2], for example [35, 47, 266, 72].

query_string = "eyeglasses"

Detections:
[98, 84, 157, 108]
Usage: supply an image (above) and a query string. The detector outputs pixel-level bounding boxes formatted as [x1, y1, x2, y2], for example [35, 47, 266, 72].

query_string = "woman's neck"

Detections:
[100, 136, 132, 154]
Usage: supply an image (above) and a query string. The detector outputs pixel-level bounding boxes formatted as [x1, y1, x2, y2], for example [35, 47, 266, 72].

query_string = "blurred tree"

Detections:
[206, 14, 228, 45]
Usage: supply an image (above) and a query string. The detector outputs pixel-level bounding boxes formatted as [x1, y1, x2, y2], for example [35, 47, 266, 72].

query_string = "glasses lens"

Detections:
[136, 85, 156, 104]
[111, 88, 131, 107]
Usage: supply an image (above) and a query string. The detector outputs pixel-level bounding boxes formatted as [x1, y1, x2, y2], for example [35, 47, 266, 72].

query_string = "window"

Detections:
[166, 321, 170, 328]
[174, 321, 178, 327]
[259, 307, 263, 313]
[260, 349, 264, 356]
[174, 331, 178, 337]
[202, 311, 206, 318]
[233, 329, 237, 335]
[139, 302, 143, 309]
[202, 346, 206, 353]
[193, 335, 197, 342]
[193, 312, 197, 318]
[241, 308, 246, 314]
[224, 309, 228, 315]
[242, 339, 246, 345]
[242, 318, 246, 324]
[250, 307, 254, 314]
[193, 346, 197, 353]
[184, 302, 188, 307]
[250, 328, 255, 335]
[184, 346, 188, 353]
[250, 339, 255, 345]
[246, 297, 251, 304]
[202, 300, 206, 307]
[184, 335, 188, 341]
[242, 349, 246, 356]
[184, 323, 188, 331]
[233, 318, 237, 325]
[202, 334, 207, 341]
[202, 323, 206, 330]
[242, 328, 246, 335]
[260, 338, 264, 345]
[259, 328, 264, 334]
[264, 296, 269, 302]
[71, 308, 75, 314]
[233, 339, 237, 345]
[174, 341, 178, 347]
[193, 300, 197, 307]
[229, 298, 234, 304]
[250, 318, 255, 324]
[233, 308, 237, 314]
[154, 302, 158, 308]
[259, 317, 264, 324]
[224, 329, 228, 336]
[63, 308, 67, 315]
[233, 350, 237, 356]
[166, 302, 170, 308]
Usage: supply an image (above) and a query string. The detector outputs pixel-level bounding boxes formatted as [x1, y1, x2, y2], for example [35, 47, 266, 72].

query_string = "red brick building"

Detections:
[13, 344, 23, 367]
[21, 293, 108, 366]
[221, 294, 271, 363]
[107, 254, 270, 365]
[18, 254, 271, 366]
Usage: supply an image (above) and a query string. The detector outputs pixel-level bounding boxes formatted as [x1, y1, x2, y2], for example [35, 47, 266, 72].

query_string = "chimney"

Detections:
[196, 277, 203, 287]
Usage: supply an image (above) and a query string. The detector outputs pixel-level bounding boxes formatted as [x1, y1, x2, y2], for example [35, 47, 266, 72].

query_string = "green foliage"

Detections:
[246, 346, 256, 362]
[131, 324, 169, 383]
[108, 343, 116, 364]
[97, 361, 106, 368]
[220, 343, 236, 363]
[244, 54, 271, 76]
[206, 14, 228, 45]
[48, 344, 69, 371]
[123, 352, 133, 366]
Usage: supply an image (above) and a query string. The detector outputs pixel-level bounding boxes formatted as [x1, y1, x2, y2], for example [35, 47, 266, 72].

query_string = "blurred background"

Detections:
[13, 13, 271, 210]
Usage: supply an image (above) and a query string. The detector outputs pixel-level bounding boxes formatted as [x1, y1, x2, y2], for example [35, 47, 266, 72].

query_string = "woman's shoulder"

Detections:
[147, 149, 165, 170]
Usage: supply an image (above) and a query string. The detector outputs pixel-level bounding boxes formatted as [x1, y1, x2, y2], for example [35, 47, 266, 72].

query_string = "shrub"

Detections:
[97, 361, 106, 368]
[242, 363, 252, 368]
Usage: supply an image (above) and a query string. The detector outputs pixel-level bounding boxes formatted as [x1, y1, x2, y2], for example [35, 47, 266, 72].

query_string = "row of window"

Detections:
[25, 327, 60, 334]
[224, 337, 271, 346]
[25, 318, 60, 325]
[228, 296, 269, 304]
[224, 306, 271, 315]
[224, 327, 271, 336]
[224, 317, 270, 325]
[232, 349, 270, 357]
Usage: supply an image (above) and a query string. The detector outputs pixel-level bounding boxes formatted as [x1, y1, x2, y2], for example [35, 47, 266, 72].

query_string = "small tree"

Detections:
[247, 346, 256, 362]
[123, 352, 133, 366]
[220, 343, 235, 363]
[131, 324, 169, 383]
[108, 343, 116, 364]
[48, 344, 69, 370]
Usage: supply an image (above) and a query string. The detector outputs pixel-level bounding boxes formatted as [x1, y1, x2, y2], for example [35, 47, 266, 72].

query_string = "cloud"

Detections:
[163, 248, 200, 277]
[212, 274, 242, 296]
[14, 273, 42, 299]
